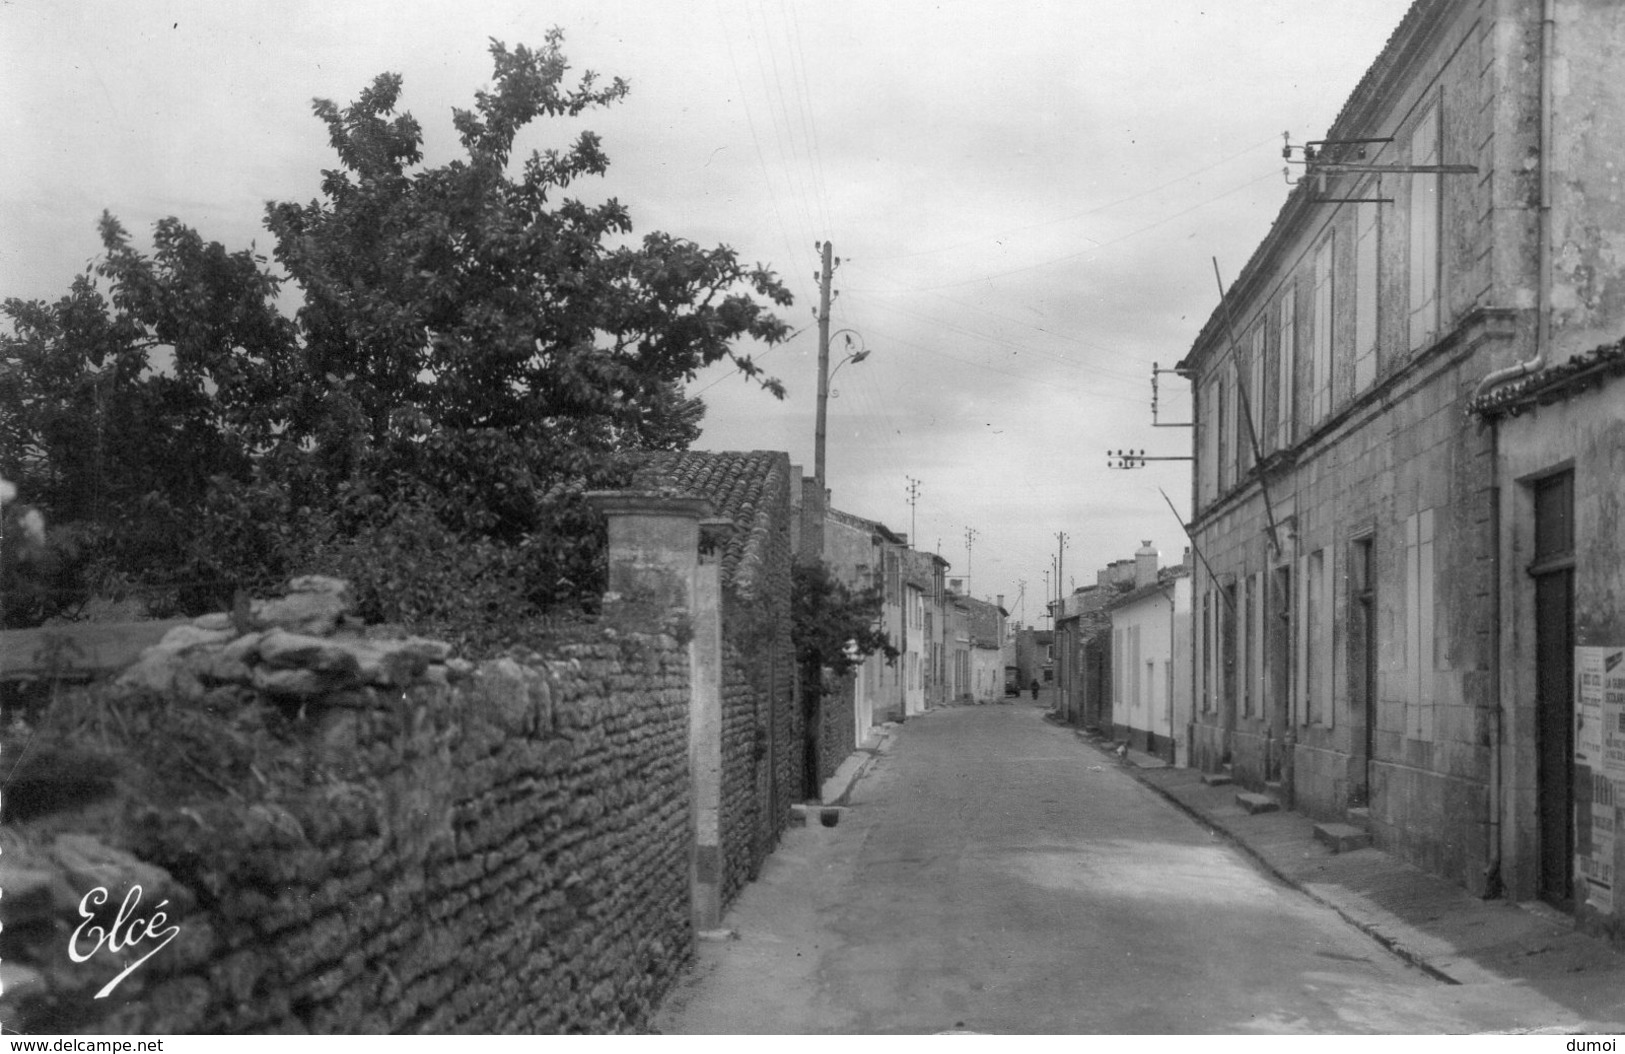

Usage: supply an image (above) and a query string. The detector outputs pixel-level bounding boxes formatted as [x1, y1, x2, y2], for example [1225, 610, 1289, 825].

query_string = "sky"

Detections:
[1, 0, 1417, 628]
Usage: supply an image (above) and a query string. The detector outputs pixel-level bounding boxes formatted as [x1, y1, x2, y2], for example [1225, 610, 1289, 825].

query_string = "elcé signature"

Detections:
[69, 885, 182, 998]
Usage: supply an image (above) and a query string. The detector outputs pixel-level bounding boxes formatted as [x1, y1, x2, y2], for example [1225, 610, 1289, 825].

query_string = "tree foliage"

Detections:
[0, 31, 791, 630]
[791, 560, 898, 684]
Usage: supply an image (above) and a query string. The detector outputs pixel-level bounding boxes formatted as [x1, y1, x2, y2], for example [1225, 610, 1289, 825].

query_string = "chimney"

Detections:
[996, 594, 1004, 610]
[1135, 540, 1158, 589]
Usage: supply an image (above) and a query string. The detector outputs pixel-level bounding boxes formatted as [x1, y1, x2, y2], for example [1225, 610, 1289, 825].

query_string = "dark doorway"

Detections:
[1532, 471, 1575, 909]
[1351, 537, 1377, 807]
[1222, 582, 1238, 752]
[1268, 565, 1293, 781]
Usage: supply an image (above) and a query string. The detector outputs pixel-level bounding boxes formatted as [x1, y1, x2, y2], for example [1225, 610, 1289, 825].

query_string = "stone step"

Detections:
[1235, 792, 1280, 815]
[1201, 771, 1234, 786]
[1346, 806, 1371, 828]
[1313, 822, 1372, 854]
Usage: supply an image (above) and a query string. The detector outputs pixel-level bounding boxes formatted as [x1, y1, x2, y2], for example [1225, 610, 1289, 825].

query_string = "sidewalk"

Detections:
[1090, 730, 1625, 1030]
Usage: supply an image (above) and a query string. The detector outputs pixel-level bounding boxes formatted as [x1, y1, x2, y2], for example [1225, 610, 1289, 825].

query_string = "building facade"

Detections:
[1107, 543, 1193, 764]
[1179, 0, 1625, 910]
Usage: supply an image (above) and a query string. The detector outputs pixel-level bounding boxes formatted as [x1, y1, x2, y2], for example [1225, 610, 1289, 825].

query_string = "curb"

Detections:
[1080, 734, 1463, 986]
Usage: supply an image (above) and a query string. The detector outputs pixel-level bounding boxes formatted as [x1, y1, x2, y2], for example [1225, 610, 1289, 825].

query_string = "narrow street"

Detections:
[656, 699, 1498, 1034]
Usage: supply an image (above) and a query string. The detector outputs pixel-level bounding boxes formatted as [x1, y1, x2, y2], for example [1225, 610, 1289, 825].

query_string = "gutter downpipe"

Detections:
[1485, 0, 1556, 897]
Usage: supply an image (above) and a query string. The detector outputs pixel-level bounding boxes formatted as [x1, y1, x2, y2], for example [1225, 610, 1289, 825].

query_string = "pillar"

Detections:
[586, 491, 730, 933]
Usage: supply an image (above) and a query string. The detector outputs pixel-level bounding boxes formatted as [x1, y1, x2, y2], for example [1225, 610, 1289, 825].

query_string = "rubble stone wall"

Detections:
[2, 580, 694, 1034]
[716, 464, 799, 906]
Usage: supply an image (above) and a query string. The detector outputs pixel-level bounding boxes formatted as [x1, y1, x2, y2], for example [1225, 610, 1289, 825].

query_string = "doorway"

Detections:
[1531, 471, 1575, 909]
[1351, 537, 1377, 807]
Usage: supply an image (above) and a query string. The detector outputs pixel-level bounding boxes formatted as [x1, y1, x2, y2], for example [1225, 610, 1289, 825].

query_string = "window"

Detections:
[1312, 234, 1335, 424]
[1201, 591, 1213, 713]
[1404, 509, 1436, 737]
[1202, 380, 1220, 505]
[1276, 289, 1296, 450]
[1217, 367, 1232, 492]
[1274, 565, 1294, 725]
[1354, 197, 1380, 391]
[1240, 575, 1253, 717]
[1296, 549, 1334, 726]
[1409, 103, 1441, 350]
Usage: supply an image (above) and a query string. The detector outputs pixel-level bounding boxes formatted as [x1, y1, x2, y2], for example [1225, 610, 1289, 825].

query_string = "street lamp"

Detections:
[826, 331, 871, 396]
[815, 327, 872, 500]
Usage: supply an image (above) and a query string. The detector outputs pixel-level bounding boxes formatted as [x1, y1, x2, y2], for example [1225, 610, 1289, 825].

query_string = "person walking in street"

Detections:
[1030, 678, 1039, 701]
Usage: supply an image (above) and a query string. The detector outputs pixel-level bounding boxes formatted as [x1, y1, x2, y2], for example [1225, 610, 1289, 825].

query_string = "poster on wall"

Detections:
[1577, 766, 1617, 913]
[1575, 647, 1625, 913]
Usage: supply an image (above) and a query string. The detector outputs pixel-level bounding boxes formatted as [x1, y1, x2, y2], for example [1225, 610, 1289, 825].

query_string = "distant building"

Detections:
[1106, 542, 1192, 764]
[1014, 628, 1054, 690]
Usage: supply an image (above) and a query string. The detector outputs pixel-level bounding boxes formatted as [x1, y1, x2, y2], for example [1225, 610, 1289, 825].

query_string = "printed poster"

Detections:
[1575, 647, 1625, 913]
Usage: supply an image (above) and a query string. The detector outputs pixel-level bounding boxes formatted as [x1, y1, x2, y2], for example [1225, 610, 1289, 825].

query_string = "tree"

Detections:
[791, 560, 899, 796]
[0, 31, 792, 629]
[0, 215, 297, 620]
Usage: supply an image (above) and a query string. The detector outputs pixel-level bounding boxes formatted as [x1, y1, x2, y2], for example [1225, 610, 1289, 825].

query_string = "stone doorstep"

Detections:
[787, 803, 846, 828]
[1313, 822, 1373, 854]
[1200, 772, 1234, 787]
[1235, 792, 1280, 815]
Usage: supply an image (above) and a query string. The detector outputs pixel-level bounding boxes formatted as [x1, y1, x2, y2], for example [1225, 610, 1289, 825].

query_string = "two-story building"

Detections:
[1178, 0, 1625, 916]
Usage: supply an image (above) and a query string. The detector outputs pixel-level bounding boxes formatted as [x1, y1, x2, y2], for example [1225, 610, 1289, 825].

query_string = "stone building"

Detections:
[1014, 628, 1054, 693]
[1471, 339, 1625, 921]
[1177, 0, 1625, 908]
[824, 506, 909, 733]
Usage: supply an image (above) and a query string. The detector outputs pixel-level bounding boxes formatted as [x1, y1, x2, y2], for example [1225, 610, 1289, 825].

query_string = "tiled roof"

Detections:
[1468, 337, 1625, 420]
[630, 450, 790, 599]
[1107, 564, 1191, 611]
[828, 506, 906, 545]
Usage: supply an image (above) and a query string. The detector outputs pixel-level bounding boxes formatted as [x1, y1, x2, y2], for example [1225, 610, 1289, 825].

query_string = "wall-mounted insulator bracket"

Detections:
[1282, 131, 1473, 203]
[1107, 448, 1194, 470]
[1151, 361, 1193, 428]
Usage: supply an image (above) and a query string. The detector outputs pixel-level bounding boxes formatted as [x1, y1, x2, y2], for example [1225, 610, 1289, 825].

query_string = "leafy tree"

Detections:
[0, 31, 792, 628]
[0, 215, 297, 620]
[791, 560, 898, 795]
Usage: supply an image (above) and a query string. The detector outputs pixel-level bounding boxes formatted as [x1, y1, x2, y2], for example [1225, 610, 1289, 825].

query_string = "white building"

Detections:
[1108, 542, 1193, 765]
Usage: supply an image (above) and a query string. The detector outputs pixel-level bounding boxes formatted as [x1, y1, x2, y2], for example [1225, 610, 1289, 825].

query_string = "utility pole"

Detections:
[814, 241, 834, 497]
[1055, 531, 1069, 610]
[906, 476, 921, 546]
[964, 526, 979, 595]
[809, 240, 835, 561]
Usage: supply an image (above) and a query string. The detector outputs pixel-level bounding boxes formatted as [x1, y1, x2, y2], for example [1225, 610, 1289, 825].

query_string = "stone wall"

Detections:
[1, 580, 695, 1034]
[717, 471, 798, 906]
[819, 675, 857, 786]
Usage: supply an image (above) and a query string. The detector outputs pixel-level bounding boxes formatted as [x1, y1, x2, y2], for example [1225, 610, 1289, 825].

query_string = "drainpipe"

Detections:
[1481, 0, 1556, 897]
[1487, 472, 1505, 897]
[1471, 0, 1556, 406]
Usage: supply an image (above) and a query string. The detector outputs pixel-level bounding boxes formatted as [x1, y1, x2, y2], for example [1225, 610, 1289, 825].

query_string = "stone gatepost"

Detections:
[692, 518, 735, 931]
[586, 490, 730, 934]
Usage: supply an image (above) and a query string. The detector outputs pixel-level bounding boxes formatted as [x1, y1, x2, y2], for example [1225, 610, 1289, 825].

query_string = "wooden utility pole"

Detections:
[814, 241, 834, 497]
[803, 240, 834, 563]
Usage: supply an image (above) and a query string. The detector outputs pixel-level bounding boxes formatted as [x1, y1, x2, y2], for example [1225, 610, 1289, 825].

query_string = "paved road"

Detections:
[654, 702, 1511, 1034]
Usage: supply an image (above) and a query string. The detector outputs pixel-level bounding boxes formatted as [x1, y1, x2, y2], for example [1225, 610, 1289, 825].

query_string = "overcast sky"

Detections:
[2, 0, 1416, 625]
